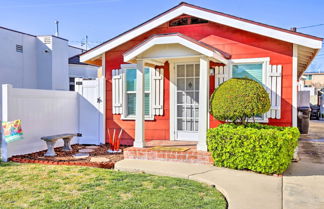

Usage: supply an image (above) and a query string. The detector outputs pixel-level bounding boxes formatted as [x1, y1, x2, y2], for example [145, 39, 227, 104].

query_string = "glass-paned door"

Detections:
[176, 63, 199, 141]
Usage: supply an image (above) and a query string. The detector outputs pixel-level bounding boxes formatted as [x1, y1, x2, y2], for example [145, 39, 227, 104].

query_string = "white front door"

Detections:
[75, 78, 105, 145]
[175, 63, 200, 141]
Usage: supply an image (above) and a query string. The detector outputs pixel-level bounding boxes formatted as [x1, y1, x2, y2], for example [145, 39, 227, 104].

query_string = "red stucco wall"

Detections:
[105, 20, 293, 145]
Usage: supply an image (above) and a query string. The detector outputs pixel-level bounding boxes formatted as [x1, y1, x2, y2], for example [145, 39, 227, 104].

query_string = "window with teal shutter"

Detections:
[232, 63, 264, 119]
[232, 64, 263, 83]
[125, 68, 151, 117]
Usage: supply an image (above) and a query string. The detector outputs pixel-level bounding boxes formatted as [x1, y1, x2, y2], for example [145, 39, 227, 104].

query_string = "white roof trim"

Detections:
[124, 35, 228, 64]
[80, 4, 322, 62]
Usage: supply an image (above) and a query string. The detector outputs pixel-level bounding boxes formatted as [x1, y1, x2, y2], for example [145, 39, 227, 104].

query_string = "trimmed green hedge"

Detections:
[207, 123, 300, 174]
[210, 78, 270, 124]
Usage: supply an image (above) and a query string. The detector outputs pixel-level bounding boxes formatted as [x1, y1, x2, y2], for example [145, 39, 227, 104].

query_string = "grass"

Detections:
[0, 162, 227, 209]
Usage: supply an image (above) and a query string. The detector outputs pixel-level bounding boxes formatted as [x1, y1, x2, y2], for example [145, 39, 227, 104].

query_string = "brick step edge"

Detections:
[124, 149, 214, 165]
[8, 157, 114, 169]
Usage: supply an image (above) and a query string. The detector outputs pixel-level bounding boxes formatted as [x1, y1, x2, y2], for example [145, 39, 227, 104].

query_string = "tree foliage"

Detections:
[210, 78, 270, 124]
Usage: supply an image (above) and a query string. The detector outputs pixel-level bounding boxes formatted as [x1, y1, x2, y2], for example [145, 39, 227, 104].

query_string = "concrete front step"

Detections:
[123, 147, 213, 165]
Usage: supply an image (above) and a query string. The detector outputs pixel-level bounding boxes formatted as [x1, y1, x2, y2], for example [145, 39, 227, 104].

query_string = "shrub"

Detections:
[210, 78, 270, 124]
[207, 123, 300, 174]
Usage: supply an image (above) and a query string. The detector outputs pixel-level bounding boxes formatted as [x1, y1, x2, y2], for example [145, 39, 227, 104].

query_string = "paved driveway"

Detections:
[283, 120, 324, 209]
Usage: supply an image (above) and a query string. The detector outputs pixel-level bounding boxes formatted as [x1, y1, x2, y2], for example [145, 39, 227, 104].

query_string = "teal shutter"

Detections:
[232, 64, 263, 83]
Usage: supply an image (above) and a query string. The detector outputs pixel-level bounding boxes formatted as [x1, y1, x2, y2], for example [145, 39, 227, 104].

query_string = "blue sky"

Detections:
[0, 0, 323, 72]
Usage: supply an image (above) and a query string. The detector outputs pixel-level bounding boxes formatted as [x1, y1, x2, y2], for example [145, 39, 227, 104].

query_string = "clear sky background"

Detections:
[0, 0, 323, 72]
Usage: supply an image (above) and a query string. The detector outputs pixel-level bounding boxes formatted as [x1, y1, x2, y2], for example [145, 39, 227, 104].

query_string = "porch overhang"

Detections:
[123, 33, 231, 65]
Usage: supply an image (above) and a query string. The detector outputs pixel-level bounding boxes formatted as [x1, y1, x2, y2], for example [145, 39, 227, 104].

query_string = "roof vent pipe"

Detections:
[55, 20, 59, 37]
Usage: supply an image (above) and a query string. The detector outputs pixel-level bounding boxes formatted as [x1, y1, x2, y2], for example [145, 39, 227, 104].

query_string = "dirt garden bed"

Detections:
[8, 144, 126, 169]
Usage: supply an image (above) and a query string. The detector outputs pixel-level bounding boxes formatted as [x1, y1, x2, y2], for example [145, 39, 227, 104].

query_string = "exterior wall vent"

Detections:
[44, 37, 51, 44]
[16, 44, 23, 53]
[169, 16, 208, 27]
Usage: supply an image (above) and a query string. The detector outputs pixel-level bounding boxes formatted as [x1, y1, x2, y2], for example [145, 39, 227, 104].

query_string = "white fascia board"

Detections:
[231, 57, 270, 63]
[80, 5, 322, 62]
[124, 36, 218, 62]
[183, 7, 322, 49]
[80, 8, 184, 63]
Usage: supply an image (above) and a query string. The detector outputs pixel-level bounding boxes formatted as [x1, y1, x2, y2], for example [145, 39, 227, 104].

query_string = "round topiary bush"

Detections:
[210, 78, 270, 124]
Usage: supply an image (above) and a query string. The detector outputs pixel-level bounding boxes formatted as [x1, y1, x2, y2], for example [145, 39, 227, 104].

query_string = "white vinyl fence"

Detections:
[1, 84, 78, 161]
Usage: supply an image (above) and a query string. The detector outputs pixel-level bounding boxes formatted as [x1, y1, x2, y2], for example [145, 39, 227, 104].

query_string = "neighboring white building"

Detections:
[68, 54, 98, 91]
[0, 26, 98, 118]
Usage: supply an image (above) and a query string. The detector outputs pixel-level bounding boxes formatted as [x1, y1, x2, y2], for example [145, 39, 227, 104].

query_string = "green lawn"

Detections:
[0, 163, 227, 209]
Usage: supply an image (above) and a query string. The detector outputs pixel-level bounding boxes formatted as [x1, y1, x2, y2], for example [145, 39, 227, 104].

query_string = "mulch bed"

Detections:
[8, 144, 127, 169]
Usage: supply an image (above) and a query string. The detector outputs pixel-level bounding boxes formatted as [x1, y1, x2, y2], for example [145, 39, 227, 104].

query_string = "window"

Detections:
[305, 75, 313, 80]
[69, 77, 75, 91]
[124, 68, 151, 118]
[231, 58, 269, 122]
[232, 64, 263, 83]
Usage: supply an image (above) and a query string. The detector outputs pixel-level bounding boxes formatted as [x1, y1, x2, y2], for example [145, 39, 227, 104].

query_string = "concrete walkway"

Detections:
[283, 162, 324, 209]
[282, 120, 324, 209]
[115, 159, 282, 209]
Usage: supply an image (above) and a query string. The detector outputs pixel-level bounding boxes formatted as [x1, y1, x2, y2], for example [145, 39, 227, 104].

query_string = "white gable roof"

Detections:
[124, 33, 231, 64]
[80, 2, 322, 63]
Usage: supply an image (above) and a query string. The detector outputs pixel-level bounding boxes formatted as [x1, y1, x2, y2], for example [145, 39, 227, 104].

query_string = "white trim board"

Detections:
[124, 35, 229, 64]
[292, 45, 298, 127]
[80, 4, 322, 62]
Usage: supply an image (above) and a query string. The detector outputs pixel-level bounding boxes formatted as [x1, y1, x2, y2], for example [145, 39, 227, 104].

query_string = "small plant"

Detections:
[210, 78, 270, 124]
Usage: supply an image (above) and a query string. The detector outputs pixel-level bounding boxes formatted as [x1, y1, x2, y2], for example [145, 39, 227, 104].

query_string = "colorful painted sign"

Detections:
[2, 120, 23, 143]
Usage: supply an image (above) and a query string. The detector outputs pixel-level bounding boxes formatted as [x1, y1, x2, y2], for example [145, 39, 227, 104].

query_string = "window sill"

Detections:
[121, 115, 155, 121]
[226, 117, 269, 123]
[249, 118, 269, 123]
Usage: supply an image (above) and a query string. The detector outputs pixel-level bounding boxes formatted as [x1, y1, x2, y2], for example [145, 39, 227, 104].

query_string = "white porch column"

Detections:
[134, 59, 145, 147]
[197, 56, 210, 151]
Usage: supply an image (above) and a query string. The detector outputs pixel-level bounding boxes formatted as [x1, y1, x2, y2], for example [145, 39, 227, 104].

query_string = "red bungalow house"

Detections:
[80, 2, 322, 162]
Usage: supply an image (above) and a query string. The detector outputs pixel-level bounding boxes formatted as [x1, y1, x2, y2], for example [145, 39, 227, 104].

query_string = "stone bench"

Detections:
[41, 133, 81, 157]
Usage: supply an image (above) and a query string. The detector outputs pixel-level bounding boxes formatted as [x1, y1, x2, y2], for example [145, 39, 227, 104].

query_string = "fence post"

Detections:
[1, 84, 12, 161]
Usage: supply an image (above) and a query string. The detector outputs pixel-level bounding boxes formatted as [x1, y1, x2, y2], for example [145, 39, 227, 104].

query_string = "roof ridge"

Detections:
[80, 2, 323, 61]
[179, 2, 323, 41]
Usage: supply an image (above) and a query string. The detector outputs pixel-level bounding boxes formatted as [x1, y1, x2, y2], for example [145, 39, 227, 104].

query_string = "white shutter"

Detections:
[112, 69, 123, 114]
[215, 65, 229, 88]
[152, 68, 164, 115]
[266, 65, 282, 119]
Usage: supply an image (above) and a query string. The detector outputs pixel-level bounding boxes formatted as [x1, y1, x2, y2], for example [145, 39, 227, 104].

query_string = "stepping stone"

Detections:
[85, 146, 99, 149]
[79, 148, 95, 153]
[73, 153, 89, 159]
[90, 157, 111, 163]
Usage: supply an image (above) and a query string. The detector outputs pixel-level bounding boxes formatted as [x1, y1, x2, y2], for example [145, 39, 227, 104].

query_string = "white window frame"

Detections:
[120, 64, 154, 120]
[230, 57, 270, 123]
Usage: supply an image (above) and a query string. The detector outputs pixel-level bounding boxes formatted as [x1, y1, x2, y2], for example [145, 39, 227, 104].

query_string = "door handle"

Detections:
[97, 97, 102, 103]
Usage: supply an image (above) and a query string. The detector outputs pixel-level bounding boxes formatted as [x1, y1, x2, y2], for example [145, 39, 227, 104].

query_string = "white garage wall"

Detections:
[69, 64, 98, 79]
[1, 84, 78, 161]
[68, 45, 84, 58]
